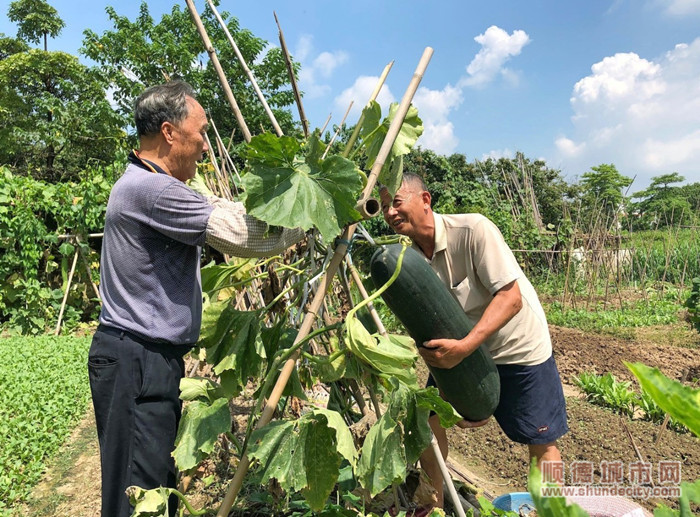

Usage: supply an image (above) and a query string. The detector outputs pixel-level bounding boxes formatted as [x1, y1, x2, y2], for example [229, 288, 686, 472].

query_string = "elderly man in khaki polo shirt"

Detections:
[379, 173, 568, 508]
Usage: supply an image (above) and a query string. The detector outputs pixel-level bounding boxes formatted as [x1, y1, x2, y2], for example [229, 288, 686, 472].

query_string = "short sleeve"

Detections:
[470, 218, 523, 295]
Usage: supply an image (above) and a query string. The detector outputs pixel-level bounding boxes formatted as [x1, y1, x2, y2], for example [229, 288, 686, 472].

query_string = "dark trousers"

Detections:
[88, 325, 190, 517]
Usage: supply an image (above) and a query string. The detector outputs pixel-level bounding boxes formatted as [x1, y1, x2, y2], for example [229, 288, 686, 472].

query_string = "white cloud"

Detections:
[295, 35, 348, 99]
[331, 25, 529, 158]
[333, 76, 395, 120]
[555, 137, 586, 157]
[482, 148, 515, 161]
[652, 0, 700, 16]
[412, 85, 463, 154]
[460, 26, 530, 88]
[555, 38, 700, 185]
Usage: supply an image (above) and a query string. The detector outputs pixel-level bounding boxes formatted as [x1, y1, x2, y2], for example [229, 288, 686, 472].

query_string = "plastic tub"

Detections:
[492, 492, 536, 514]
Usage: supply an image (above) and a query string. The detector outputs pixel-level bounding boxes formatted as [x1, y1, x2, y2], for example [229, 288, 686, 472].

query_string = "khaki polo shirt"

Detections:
[413, 212, 552, 366]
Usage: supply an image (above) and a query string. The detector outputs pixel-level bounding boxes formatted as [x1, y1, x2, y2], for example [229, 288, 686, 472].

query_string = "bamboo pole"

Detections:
[274, 11, 309, 137]
[345, 255, 387, 336]
[54, 249, 80, 335]
[215, 47, 434, 517]
[342, 61, 393, 158]
[321, 101, 353, 160]
[185, 0, 252, 143]
[205, 0, 283, 136]
[431, 437, 467, 517]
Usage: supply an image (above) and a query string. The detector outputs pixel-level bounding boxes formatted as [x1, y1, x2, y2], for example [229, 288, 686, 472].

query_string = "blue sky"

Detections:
[2, 0, 700, 192]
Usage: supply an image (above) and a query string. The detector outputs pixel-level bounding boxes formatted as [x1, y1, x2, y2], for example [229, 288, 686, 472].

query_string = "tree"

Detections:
[577, 163, 632, 229]
[631, 172, 692, 228]
[8, 0, 65, 51]
[81, 2, 298, 150]
[0, 33, 29, 59]
[0, 49, 123, 181]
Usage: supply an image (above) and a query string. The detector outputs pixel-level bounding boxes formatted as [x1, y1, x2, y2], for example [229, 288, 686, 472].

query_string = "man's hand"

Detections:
[419, 338, 471, 369]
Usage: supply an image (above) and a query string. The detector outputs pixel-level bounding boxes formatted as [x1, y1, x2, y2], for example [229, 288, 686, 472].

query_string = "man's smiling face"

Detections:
[380, 184, 427, 239]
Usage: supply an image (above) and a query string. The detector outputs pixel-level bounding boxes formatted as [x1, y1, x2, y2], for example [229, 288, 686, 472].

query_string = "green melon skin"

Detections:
[370, 244, 500, 421]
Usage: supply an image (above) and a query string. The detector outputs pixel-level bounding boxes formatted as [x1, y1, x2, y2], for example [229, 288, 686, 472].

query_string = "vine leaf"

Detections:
[344, 312, 418, 387]
[172, 398, 231, 471]
[242, 133, 363, 242]
[248, 410, 357, 511]
[356, 410, 406, 496]
[179, 377, 224, 404]
[356, 380, 461, 497]
[126, 486, 173, 517]
[201, 258, 257, 297]
[198, 302, 264, 397]
[359, 101, 423, 196]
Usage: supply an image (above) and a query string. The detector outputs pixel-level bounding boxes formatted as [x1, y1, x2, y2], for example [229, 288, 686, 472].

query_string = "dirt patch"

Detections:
[444, 328, 700, 514]
[551, 325, 700, 383]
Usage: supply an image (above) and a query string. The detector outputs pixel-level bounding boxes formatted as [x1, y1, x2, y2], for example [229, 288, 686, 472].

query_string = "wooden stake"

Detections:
[319, 113, 332, 135]
[342, 61, 393, 158]
[215, 47, 434, 517]
[274, 11, 309, 137]
[206, 0, 283, 136]
[430, 436, 467, 517]
[54, 249, 80, 335]
[185, 0, 252, 143]
[321, 101, 353, 160]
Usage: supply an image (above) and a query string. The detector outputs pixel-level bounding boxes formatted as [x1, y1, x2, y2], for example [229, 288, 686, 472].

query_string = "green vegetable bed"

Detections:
[0, 335, 91, 513]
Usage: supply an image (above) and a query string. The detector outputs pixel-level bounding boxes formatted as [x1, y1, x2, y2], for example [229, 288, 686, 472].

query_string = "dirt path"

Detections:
[19, 405, 101, 517]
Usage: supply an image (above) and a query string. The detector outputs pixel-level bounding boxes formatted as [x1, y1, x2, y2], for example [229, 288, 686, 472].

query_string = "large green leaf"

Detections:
[626, 362, 700, 437]
[344, 313, 418, 387]
[172, 398, 231, 471]
[248, 410, 356, 511]
[242, 133, 363, 242]
[359, 101, 423, 195]
[198, 301, 264, 397]
[179, 377, 224, 404]
[126, 486, 172, 517]
[414, 386, 462, 430]
[200, 258, 257, 297]
[356, 411, 406, 496]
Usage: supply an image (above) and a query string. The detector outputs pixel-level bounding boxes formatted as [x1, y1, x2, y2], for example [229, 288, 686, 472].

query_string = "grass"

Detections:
[0, 335, 91, 515]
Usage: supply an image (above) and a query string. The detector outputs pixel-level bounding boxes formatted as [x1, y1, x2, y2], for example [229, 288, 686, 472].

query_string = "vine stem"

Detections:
[215, 47, 434, 517]
[242, 323, 343, 451]
[346, 239, 408, 321]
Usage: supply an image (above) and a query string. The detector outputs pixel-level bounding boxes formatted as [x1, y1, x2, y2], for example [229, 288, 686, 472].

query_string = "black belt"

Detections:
[96, 324, 195, 355]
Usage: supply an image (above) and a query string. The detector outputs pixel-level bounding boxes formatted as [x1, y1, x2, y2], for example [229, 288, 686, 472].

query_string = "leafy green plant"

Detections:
[0, 167, 110, 333]
[0, 335, 91, 512]
[544, 294, 681, 334]
[573, 372, 638, 417]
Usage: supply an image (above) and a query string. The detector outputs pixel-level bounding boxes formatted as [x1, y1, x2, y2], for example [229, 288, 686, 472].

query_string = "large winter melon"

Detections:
[370, 244, 500, 421]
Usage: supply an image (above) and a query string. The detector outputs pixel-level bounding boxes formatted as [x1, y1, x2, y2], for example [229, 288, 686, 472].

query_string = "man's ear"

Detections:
[161, 121, 175, 144]
[421, 190, 432, 208]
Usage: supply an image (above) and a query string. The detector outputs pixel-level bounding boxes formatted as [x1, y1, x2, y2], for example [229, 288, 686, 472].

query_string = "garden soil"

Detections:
[20, 325, 700, 516]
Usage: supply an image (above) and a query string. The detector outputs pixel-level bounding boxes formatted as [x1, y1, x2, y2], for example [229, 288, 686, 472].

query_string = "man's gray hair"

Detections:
[379, 172, 428, 193]
[401, 172, 428, 191]
[134, 81, 197, 137]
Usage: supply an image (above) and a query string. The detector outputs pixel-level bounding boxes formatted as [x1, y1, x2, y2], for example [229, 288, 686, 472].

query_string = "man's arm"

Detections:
[205, 196, 305, 258]
[419, 279, 523, 369]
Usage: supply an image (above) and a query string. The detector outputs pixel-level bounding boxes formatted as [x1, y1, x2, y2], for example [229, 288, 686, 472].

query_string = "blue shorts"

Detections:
[427, 355, 568, 445]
